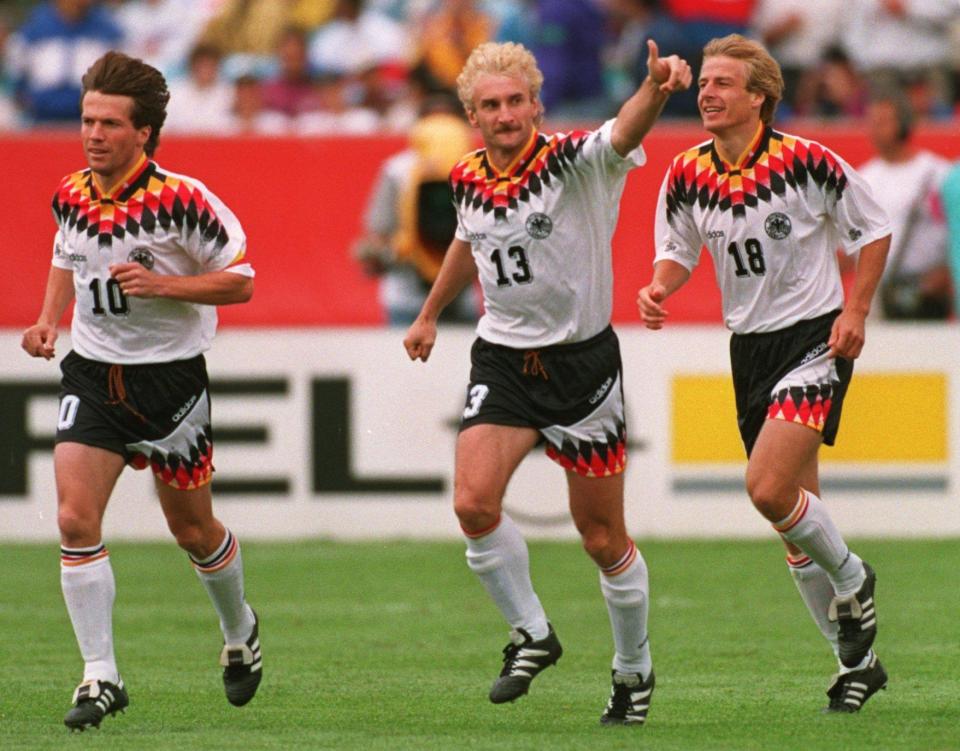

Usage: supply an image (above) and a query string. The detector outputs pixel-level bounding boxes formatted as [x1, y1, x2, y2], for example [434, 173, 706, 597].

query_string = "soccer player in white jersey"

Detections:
[21, 52, 261, 730]
[637, 34, 892, 713]
[403, 41, 691, 725]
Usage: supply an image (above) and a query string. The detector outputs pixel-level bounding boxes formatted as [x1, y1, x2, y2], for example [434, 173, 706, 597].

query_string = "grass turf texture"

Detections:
[3, 539, 958, 750]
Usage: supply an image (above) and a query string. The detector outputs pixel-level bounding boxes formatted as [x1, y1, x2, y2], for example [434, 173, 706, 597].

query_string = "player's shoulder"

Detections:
[149, 163, 211, 195]
[54, 167, 91, 193]
[768, 128, 843, 165]
[668, 138, 714, 167]
[451, 146, 487, 182]
[52, 167, 92, 211]
[663, 138, 714, 189]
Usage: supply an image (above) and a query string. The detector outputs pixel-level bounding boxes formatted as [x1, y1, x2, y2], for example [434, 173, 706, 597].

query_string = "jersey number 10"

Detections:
[89, 278, 130, 315]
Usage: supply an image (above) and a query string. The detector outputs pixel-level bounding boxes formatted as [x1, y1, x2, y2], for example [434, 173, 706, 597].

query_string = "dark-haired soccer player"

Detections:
[638, 34, 891, 713]
[404, 40, 690, 725]
[21, 51, 261, 730]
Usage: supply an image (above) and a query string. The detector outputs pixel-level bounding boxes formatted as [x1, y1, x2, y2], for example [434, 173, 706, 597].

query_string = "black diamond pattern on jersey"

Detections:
[667, 128, 849, 222]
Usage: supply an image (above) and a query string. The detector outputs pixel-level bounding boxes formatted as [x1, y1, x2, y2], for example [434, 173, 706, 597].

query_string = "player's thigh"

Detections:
[154, 479, 223, 550]
[54, 442, 125, 540]
[454, 423, 540, 510]
[746, 419, 821, 504]
[567, 471, 626, 537]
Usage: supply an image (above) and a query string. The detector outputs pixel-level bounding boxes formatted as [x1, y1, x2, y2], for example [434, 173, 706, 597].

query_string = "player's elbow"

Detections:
[231, 276, 254, 304]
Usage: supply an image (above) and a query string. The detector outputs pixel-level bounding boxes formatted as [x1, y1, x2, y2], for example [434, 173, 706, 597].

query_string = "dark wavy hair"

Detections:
[81, 51, 170, 156]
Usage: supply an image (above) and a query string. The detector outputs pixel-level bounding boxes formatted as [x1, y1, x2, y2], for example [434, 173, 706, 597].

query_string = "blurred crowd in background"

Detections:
[3, 0, 960, 325]
[2, 0, 960, 134]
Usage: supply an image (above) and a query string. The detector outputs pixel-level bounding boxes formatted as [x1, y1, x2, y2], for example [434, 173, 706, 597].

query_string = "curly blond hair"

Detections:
[456, 42, 544, 122]
[703, 34, 784, 125]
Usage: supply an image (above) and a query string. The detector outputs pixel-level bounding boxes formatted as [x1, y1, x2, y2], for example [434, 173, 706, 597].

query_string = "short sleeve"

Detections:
[585, 119, 646, 179]
[827, 152, 891, 256]
[50, 230, 73, 270]
[181, 181, 253, 277]
[653, 167, 703, 271]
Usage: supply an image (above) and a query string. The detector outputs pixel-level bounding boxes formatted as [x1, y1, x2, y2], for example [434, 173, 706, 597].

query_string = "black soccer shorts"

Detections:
[730, 310, 854, 457]
[56, 350, 214, 489]
[460, 325, 628, 477]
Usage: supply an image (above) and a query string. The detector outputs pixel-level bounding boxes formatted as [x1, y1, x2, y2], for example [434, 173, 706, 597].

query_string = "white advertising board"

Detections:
[1, 325, 956, 540]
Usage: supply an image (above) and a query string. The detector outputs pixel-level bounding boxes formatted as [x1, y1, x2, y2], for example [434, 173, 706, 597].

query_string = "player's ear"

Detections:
[137, 124, 151, 150]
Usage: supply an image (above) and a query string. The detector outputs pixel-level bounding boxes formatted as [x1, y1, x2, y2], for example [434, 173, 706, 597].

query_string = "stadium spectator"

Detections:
[603, 0, 688, 111]
[114, 0, 211, 79]
[528, 0, 610, 122]
[6, 0, 122, 124]
[840, 0, 959, 120]
[230, 73, 290, 134]
[943, 162, 960, 316]
[354, 95, 479, 325]
[307, 0, 407, 78]
[860, 90, 952, 319]
[490, 0, 535, 46]
[408, 0, 493, 95]
[163, 43, 235, 133]
[404, 39, 691, 724]
[0, 13, 20, 129]
[287, 0, 337, 31]
[807, 46, 869, 119]
[748, 0, 844, 117]
[659, 0, 756, 116]
[638, 34, 891, 713]
[20, 51, 261, 730]
[196, 0, 293, 80]
[260, 25, 323, 118]
[294, 71, 381, 134]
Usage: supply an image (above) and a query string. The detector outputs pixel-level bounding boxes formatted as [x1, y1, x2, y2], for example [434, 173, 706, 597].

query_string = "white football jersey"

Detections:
[50, 156, 253, 364]
[654, 125, 890, 334]
[453, 119, 645, 347]
[859, 150, 950, 277]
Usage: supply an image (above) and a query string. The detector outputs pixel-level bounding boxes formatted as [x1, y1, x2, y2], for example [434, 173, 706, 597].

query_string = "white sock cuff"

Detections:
[773, 489, 810, 533]
[191, 529, 239, 573]
[61, 542, 110, 569]
[601, 540, 638, 578]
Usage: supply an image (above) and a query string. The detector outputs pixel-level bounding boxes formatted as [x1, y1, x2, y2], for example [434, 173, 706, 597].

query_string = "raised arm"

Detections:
[22, 265, 75, 359]
[828, 234, 891, 358]
[610, 40, 692, 158]
[403, 238, 477, 362]
[636, 259, 692, 330]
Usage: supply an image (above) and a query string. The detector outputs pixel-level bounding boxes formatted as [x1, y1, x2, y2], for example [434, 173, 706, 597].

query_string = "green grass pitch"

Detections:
[3, 539, 959, 750]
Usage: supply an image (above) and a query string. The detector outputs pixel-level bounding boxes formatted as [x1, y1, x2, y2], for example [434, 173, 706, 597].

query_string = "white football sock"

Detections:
[464, 514, 550, 640]
[788, 556, 839, 658]
[599, 540, 652, 677]
[774, 489, 865, 596]
[61, 543, 119, 684]
[191, 529, 256, 644]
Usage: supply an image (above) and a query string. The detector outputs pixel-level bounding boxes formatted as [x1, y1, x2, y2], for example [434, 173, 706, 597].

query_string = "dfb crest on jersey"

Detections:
[764, 212, 792, 240]
[525, 212, 553, 239]
[128, 247, 156, 270]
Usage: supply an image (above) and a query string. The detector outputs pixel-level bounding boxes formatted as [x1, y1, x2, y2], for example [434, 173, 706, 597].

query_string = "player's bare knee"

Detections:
[453, 490, 499, 533]
[168, 520, 208, 555]
[580, 526, 615, 564]
[747, 478, 793, 521]
[57, 507, 99, 546]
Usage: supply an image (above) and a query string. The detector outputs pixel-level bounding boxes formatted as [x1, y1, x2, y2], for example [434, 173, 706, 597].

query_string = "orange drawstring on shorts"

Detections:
[522, 350, 549, 380]
[106, 364, 147, 423]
